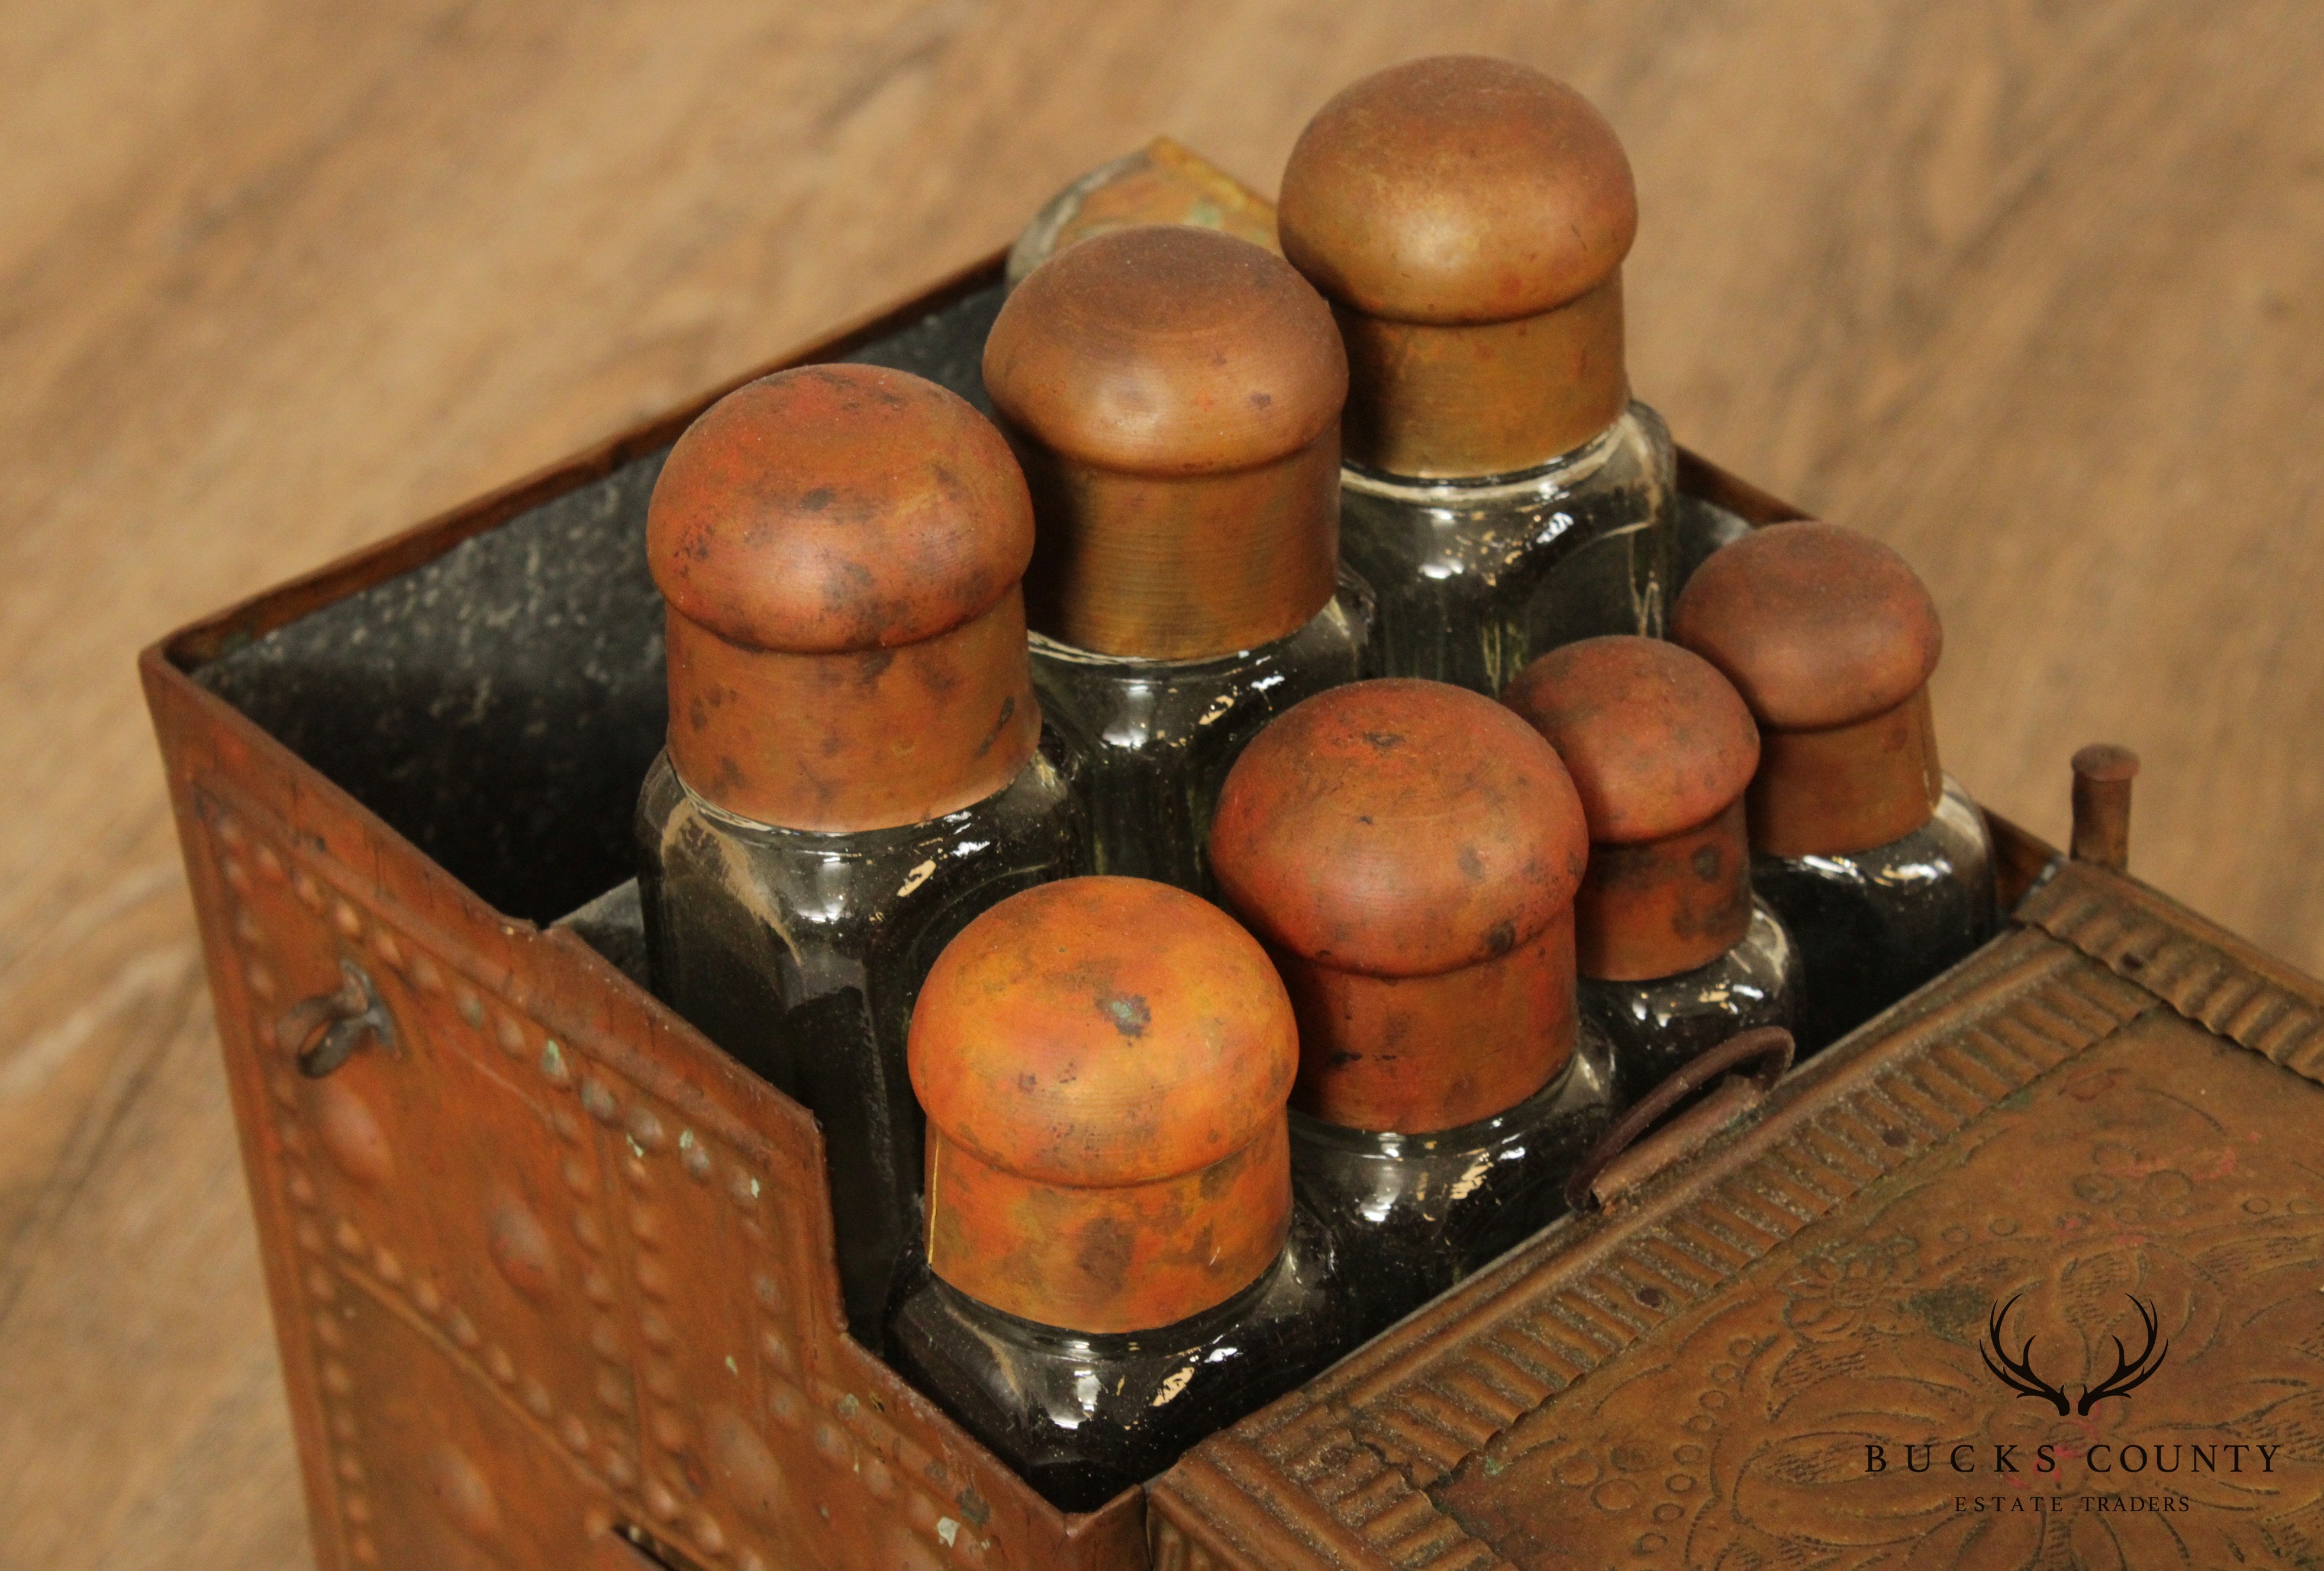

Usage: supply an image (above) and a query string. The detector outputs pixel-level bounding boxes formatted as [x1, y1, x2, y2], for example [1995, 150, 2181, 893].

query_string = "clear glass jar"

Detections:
[1580, 900, 1801, 1105]
[636, 733, 1085, 1343]
[1749, 777, 1997, 1053]
[1338, 404, 1677, 694]
[888, 1203, 1358, 1512]
[1287, 1021, 1619, 1341]
[1029, 573, 1372, 891]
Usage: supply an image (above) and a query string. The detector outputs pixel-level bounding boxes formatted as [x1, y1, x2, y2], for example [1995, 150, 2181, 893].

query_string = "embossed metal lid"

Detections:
[648, 363, 1033, 655]
[1153, 820, 2324, 1571]
[985, 226, 1347, 657]
[645, 363, 1042, 830]
[909, 876, 1297, 1333]
[1278, 56, 1637, 476]
[1210, 678, 1588, 979]
[1502, 636, 1759, 845]
[1669, 521, 1942, 733]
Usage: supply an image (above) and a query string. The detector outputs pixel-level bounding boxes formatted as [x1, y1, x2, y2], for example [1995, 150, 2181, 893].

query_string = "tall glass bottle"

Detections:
[637, 364, 1085, 1342]
[1277, 55, 1677, 696]
[1672, 521, 1997, 1054]
[1208, 680, 1619, 1340]
[1503, 637, 1801, 1103]
[889, 878, 1361, 1511]
[983, 226, 1371, 891]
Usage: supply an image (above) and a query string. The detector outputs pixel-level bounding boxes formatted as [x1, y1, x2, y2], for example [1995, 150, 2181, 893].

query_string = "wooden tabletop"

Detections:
[6, 4, 2320, 1566]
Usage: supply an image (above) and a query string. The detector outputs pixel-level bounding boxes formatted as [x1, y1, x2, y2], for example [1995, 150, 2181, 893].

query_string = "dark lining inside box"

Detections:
[191, 285, 1008, 925]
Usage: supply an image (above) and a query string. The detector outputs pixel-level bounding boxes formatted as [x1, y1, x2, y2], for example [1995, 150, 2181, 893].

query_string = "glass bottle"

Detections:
[636, 363, 1085, 1343]
[1208, 678, 1619, 1340]
[1503, 636, 1802, 1103]
[1278, 56, 1678, 695]
[1673, 520, 1997, 1054]
[1004, 136, 1281, 288]
[889, 878, 1362, 1511]
[984, 225, 1371, 890]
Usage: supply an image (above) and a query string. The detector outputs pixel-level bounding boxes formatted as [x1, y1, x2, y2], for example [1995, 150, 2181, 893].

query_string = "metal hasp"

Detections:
[278, 958, 397, 1078]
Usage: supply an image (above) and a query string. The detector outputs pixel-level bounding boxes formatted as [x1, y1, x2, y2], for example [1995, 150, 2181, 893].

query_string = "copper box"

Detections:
[146, 230, 2261, 1571]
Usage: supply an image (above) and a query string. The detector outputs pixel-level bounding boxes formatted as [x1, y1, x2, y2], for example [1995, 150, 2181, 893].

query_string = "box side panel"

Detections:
[145, 651, 1144, 1571]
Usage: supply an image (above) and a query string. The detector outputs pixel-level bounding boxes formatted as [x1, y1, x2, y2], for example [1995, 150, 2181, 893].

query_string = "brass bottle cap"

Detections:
[647, 364, 1042, 831]
[1278, 56, 1638, 478]
[1210, 679, 1589, 1132]
[1672, 521, 1947, 857]
[985, 225, 1348, 658]
[1503, 637, 1761, 981]
[910, 877, 1297, 1334]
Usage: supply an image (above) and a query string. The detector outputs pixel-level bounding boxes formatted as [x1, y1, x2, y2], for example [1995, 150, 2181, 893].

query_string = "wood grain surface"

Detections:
[4, 3, 2319, 1566]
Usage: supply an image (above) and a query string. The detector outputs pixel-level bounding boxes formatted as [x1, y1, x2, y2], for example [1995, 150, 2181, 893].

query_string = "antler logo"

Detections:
[1980, 1294, 2168, 1416]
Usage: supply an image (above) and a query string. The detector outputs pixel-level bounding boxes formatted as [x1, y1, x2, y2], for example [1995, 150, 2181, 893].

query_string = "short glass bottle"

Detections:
[1503, 636, 1803, 1103]
[1210, 679, 1616, 1339]
[985, 225, 1366, 889]
[889, 1205, 1349, 1512]
[1278, 57, 1678, 694]
[1286, 1023, 1618, 1334]
[634, 363, 1084, 1342]
[1749, 777, 1994, 1052]
[1674, 520, 1998, 1054]
[1579, 902, 1801, 1103]
[892, 878, 1362, 1509]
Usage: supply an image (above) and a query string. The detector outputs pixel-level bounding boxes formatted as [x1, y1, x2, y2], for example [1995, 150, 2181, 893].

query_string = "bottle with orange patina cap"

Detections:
[1208, 680, 1619, 1337]
[1277, 56, 1677, 695]
[984, 225, 1372, 890]
[637, 363, 1085, 1341]
[1504, 636, 1801, 1101]
[1672, 521, 1996, 1052]
[890, 877, 1356, 1511]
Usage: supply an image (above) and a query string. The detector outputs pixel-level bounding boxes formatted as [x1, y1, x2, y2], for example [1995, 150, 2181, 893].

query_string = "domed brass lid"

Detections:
[1502, 636, 1759, 845]
[1279, 56, 1635, 328]
[649, 364, 1033, 654]
[646, 364, 1041, 830]
[1210, 678, 1588, 978]
[1672, 521, 1949, 857]
[909, 877, 1298, 1332]
[1278, 56, 1638, 477]
[985, 226, 1347, 658]
[1670, 521, 1942, 732]
[1504, 637, 1761, 980]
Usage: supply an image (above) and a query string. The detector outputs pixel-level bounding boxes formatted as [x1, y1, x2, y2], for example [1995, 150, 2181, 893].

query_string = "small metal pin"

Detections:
[2070, 743, 2141, 871]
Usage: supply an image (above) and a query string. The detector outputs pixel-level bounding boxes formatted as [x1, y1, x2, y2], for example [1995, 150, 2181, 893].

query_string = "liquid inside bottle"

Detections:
[1029, 574, 1372, 890]
[1340, 404, 1677, 694]
[888, 1205, 1352, 1512]
[1580, 900, 1801, 1104]
[1750, 777, 1997, 1051]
